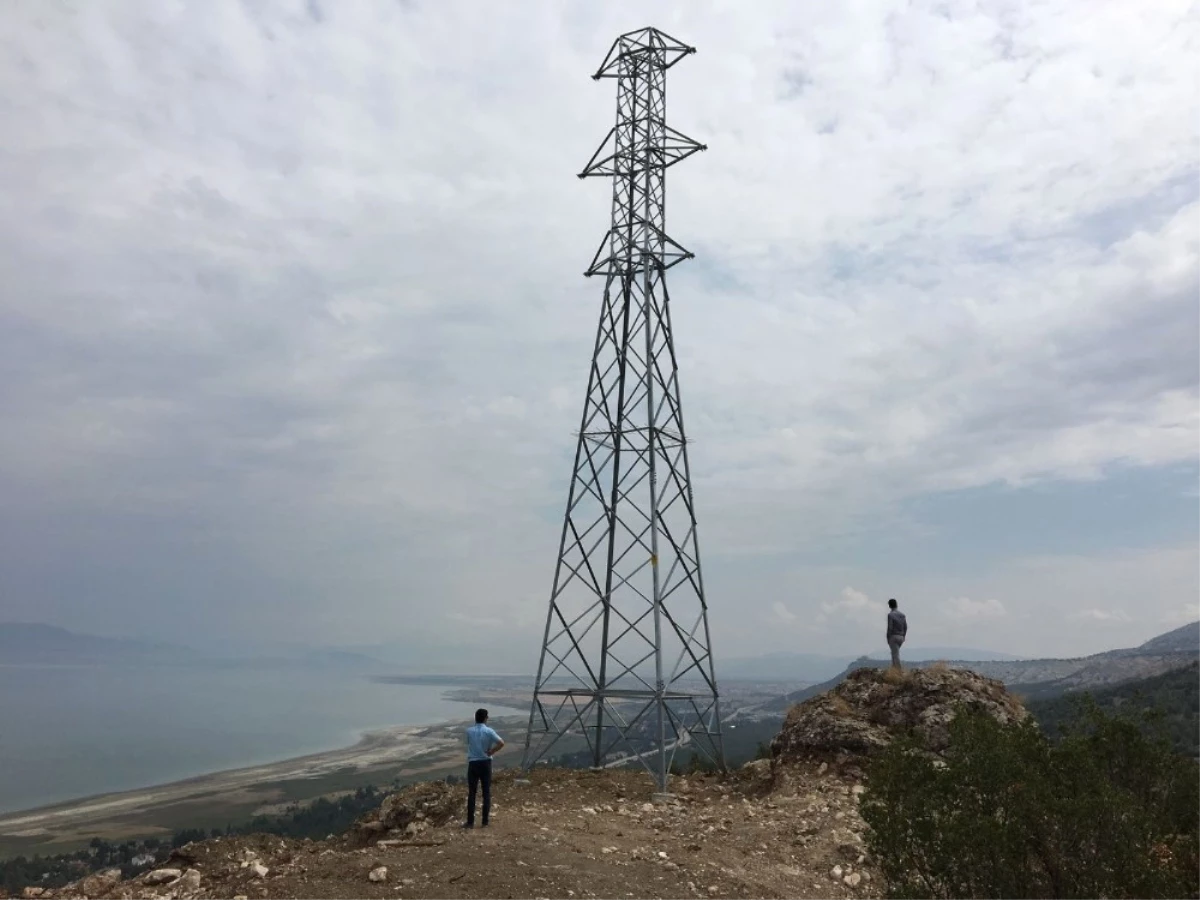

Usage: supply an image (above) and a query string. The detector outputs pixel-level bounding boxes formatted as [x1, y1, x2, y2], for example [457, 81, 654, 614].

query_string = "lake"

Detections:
[0, 664, 474, 814]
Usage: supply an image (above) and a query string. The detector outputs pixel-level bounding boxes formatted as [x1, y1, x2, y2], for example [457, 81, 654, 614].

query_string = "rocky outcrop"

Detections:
[770, 664, 1028, 763]
[349, 778, 459, 845]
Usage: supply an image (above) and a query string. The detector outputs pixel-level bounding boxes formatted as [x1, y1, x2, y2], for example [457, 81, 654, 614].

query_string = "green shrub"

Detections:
[860, 700, 1199, 899]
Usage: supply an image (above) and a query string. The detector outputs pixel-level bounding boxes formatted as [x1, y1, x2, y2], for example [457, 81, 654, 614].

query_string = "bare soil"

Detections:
[39, 764, 880, 900]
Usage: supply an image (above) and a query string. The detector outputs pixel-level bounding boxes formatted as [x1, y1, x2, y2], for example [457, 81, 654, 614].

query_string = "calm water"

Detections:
[0, 664, 469, 814]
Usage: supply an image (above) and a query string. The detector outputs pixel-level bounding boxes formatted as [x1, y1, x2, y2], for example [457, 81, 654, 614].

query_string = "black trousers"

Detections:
[466, 759, 492, 825]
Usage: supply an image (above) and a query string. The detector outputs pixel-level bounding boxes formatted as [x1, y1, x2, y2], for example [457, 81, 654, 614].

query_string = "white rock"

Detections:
[851, 784, 865, 795]
[707, 887, 719, 895]
[582, 806, 597, 815]
[144, 869, 182, 885]
[642, 803, 655, 813]
[251, 863, 269, 878]
[830, 865, 844, 879]
[177, 869, 201, 891]
[658, 851, 669, 859]
[369, 866, 388, 883]
[844, 872, 862, 887]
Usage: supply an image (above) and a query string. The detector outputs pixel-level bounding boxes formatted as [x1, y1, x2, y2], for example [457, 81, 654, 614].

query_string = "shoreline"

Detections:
[0, 720, 476, 854]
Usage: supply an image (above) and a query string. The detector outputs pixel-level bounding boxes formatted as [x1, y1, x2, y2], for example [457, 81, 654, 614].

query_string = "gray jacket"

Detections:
[887, 609, 908, 642]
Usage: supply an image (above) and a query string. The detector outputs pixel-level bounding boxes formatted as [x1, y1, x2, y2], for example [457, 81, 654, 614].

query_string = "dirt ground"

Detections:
[40, 763, 880, 900]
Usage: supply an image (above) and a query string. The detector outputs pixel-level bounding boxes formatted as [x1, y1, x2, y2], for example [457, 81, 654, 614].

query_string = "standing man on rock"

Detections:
[887, 598, 908, 670]
[463, 708, 504, 829]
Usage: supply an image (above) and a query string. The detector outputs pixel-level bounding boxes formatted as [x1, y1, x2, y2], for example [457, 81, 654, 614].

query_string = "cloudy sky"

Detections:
[1, 0, 1196, 667]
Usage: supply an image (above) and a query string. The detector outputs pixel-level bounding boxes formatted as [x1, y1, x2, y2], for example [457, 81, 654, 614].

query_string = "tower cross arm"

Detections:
[578, 125, 706, 179]
[592, 27, 697, 79]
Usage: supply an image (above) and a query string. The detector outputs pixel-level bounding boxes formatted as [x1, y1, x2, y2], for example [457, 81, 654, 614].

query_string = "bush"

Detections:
[860, 700, 1199, 899]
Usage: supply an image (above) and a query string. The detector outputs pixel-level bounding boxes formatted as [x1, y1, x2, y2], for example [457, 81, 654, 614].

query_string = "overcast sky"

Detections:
[0, 0, 1196, 666]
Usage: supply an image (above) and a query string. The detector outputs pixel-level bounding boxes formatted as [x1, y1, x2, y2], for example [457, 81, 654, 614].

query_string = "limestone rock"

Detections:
[740, 759, 770, 776]
[142, 870, 181, 886]
[844, 872, 862, 887]
[78, 869, 122, 898]
[772, 665, 1028, 761]
[368, 866, 388, 883]
[251, 863, 269, 879]
[353, 780, 459, 844]
[176, 869, 201, 892]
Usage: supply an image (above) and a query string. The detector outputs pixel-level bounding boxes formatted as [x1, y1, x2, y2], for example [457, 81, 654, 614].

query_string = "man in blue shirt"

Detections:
[463, 708, 504, 828]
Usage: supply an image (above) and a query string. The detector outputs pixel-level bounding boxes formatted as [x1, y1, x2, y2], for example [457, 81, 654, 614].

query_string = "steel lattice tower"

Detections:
[522, 27, 723, 792]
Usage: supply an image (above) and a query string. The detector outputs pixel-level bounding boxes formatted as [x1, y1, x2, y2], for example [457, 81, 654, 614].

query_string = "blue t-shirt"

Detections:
[466, 723, 502, 762]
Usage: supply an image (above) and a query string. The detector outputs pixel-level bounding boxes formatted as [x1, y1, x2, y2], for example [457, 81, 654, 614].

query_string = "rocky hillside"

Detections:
[15, 769, 878, 900]
[16, 665, 1043, 900]
[769, 665, 1027, 762]
[760, 621, 1200, 714]
[1027, 660, 1200, 757]
[1122, 620, 1198, 655]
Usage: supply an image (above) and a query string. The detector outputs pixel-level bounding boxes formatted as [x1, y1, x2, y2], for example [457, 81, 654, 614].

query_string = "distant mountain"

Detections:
[720, 645, 1021, 683]
[0, 624, 393, 672]
[1026, 661, 1199, 758]
[1136, 621, 1199, 655]
[0, 623, 201, 667]
[719, 652, 853, 683]
[753, 621, 1200, 715]
[898, 646, 1025, 662]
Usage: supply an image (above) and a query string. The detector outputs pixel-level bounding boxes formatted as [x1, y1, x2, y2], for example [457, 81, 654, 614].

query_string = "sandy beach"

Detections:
[0, 722, 464, 854]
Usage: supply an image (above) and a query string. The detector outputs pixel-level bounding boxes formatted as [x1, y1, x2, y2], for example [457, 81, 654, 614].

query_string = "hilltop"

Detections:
[757, 620, 1200, 714]
[15, 767, 875, 900]
[1121, 620, 1199, 655]
[769, 664, 1028, 761]
[20, 666, 1033, 900]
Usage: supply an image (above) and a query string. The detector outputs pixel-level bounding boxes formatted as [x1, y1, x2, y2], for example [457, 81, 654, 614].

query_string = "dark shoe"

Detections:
[461, 822, 474, 829]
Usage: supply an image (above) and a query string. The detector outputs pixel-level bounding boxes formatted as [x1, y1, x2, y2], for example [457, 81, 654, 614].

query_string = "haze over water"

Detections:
[0, 664, 468, 814]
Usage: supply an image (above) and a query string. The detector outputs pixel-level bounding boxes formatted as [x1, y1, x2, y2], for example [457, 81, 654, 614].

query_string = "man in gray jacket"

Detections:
[886, 598, 908, 670]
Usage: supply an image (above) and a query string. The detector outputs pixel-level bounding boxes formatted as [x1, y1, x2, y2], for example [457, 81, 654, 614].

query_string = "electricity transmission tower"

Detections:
[522, 27, 724, 792]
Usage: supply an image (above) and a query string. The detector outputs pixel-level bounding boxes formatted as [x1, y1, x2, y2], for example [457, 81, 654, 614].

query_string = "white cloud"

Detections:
[819, 587, 878, 624]
[942, 597, 1007, 619]
[771, 601, 798, 624]
[1069, 608, 1132, 623]
[1159, 604, 1200, 626]
[0, 1, 1193, 654]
